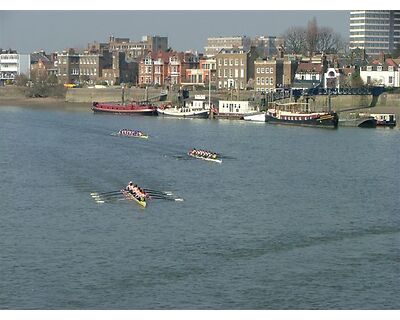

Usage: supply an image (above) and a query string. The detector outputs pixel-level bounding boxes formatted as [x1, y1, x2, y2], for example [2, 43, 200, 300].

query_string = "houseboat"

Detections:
[265, 102, 339, 129]
[157, 96, 211, 118]
[214, 100, 259, 120]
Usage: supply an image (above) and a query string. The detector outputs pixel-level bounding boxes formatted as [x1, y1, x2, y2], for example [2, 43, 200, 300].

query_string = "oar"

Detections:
[94, 197, 127, 204]
[93, 193, 124, 200]
[90, 190, 122, 196]
[149, 195, 184, 202]
[146, 192, 175, 198]
[144, 189, 174, 196]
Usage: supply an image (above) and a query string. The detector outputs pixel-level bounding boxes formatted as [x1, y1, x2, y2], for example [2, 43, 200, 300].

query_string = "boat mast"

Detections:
[208, 65, 211, 110]
[328, 91, 332, 112]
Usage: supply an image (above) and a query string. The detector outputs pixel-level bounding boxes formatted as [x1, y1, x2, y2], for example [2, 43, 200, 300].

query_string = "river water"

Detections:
[0, 105, 399, 309]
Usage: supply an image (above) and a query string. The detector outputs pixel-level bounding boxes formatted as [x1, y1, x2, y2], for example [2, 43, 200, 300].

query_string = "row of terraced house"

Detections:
[2, 33, 400, 90]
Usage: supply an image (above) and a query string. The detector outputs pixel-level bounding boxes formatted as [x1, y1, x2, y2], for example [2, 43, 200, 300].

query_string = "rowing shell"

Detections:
[111, 132, 149, 139]
[188, 153, 222, 163]
[121, 189, 147, 207]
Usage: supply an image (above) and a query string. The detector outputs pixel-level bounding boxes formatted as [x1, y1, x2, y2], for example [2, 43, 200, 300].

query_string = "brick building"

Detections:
[215, 47, 258, 90]
[185, 57, 216, 86]
[254, 58, 284, 92]
[138, 51, 199, 87]
[56, 49, 136, 86]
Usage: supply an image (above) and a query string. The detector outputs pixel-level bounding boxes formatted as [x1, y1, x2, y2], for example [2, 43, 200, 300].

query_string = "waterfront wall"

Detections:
[1, 86, 399, 113]
[65, 88, 400, 113]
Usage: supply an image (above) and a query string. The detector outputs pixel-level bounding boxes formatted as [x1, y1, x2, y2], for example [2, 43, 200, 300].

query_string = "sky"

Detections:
[0, 10, 351, 54]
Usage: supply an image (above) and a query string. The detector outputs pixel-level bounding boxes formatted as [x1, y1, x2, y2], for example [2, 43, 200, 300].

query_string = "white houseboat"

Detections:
[215, 100, 259, 119]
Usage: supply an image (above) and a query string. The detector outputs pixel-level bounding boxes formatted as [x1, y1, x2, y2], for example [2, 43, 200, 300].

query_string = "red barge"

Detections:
[92, 102, 157, 115]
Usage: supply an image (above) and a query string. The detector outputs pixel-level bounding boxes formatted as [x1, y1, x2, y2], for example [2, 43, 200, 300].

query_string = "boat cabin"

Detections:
[369, 113, 396, 126]
[218, 100, 255, 115]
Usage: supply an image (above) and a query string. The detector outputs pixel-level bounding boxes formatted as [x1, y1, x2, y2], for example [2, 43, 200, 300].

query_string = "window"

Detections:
[257, 77, 260, 85]
[377, 66, 382, 71]
[261, 77, 264, 84]
[270, 77, 273, 85]
[367, 66, 372, 71]
[270, 68, 273, 73]
[218, 59, 222, 66]
[261, 68, 265, 73]
[389, 76, 393, 83]
[235, 59, 239, 66]
[257, 67, 260, 73]
[240, 69, 244, 78]
[388, 66, 394, 72]
[230, 59, 233, 66]
[224, 59, 227, 66]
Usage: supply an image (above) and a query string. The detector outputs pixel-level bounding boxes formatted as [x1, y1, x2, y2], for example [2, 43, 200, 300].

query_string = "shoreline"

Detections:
[0, 97, 90, 111]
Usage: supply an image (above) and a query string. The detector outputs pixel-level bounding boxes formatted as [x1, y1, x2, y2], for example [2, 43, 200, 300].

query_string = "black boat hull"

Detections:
[266, 113, 339, 129]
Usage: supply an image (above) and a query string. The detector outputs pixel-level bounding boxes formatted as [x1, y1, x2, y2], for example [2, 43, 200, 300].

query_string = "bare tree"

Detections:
[317, 27, 342, 53]
[283, 26, 307, 54]
[306, 17, 319, 56]
[283, 18, 343, 56]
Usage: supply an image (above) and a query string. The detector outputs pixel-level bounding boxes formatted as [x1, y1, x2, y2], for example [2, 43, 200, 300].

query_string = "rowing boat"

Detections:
[188, 153, 222, 163]
[111, 130, 149, 139]
[121, 189, 147, 207]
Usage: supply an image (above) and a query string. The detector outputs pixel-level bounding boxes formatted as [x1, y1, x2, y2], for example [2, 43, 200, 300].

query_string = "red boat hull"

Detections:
[92, 102, 157, 115]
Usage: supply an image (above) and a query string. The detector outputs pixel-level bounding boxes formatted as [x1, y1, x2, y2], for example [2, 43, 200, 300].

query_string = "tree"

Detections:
[306, 17, 319, 55]
[14, 74, 29, 87]
[46, 74, 58, 86]
[317, 27, 342, 54]
[283, 26, 307, 54]
[351, 69, 364, 88]
[283, 18, 343, 56]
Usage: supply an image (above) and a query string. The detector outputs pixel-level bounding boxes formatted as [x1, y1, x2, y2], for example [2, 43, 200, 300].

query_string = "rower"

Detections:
[126, 181, 134, 192]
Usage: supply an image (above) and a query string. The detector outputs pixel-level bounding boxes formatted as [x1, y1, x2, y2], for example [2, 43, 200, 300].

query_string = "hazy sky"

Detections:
[0, 11, 350, 54]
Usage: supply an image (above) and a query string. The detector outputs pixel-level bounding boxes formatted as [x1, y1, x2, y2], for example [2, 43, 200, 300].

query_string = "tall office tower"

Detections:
[349, 10, 400, 56]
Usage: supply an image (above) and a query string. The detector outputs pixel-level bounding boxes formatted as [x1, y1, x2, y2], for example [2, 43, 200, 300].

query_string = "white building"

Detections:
[360, 59, 400, 87]
[324, 67, 347, 89]
[294, 62, 323, 82]
[218, 100, 256, 116]
[0, 52, 30, 84]
[349, 10, 400, 56]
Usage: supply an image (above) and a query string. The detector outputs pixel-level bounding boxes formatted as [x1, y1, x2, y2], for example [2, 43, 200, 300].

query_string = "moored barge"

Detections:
[265, 102, 339, 129]
[92, 102, 157, 115]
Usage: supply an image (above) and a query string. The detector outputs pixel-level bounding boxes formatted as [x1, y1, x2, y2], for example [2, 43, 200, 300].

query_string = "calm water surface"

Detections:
[0, 106, 399, 309]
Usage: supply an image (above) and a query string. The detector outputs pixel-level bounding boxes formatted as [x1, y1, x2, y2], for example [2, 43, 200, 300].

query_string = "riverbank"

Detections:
[1, 86, 399, 116]
[0, 97, 90, 113]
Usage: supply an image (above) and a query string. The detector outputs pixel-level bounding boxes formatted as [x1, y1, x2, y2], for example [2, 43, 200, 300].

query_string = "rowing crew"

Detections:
[188, 148, 218, 159]
[125, 181, 147, 201]
[118, 129, 145, 137]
